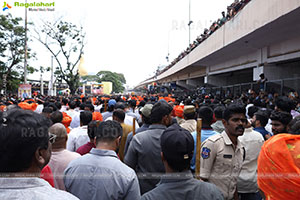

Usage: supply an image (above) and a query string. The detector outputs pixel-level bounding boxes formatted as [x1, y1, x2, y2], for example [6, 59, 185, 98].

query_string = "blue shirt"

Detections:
[190, 128, 219, 170]
[254, 127, 271, 140]
[64, 148, 140, 200]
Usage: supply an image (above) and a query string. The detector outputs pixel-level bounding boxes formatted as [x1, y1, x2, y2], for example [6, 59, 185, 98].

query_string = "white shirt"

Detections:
[70, 111, 82, 129]
[0, 177, 78, 200]
[66, 109, 78, 120]
[94, 105, 102, 113]
[67, 126, 89, 152]
[237, 128, 264, 193]
[35, 104, 44, 114]
[106, 115, 139, 130]
[60, 105, 68, 113]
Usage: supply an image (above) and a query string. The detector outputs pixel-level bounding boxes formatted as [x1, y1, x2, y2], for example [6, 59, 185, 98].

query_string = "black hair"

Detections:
[75, 100, 81, 108]
[69, 101, 76, 109]
[141, 114, 151, 125]
[270, 110, 292, 126]
[275, 96, 295, 113]
[79, 103, 86, 110]
[95, 120, 122, 143]
[54, 102, 62, 110]
[254, 110, 269, 127]
[43, 101, 50, 107]
[80, 111, 93, 126]
[50, 111, 63, 124]
[184, 112, 196, 120]
[85, 103, 94, 112]
[47, 103, 58, 112]
[130, 100, 136, 107]
[62, 98, 68, 106]
[214, 106, 225, 119]
[150, 101, 173, 124]
[0, 109, 51, 172]
[115, 102, 125, 110]
[198, 106, 214, 125]
[113, 109, 125, 122]
[288, 116, 300, 135]
[223, 104, 246, 121]
[88, 121, 99, 139]
[42, 107, 53, 114]
[108, 104, 115, 112]
[248, 106, 259, 119]
[139, 100, 146, 108]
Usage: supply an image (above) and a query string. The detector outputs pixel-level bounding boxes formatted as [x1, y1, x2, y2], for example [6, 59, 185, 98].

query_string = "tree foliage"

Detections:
[34, 19, 85, 94]
[97, 71, 126, 93]
[82, 71, 126, 93]
[0, 14, 35, 93]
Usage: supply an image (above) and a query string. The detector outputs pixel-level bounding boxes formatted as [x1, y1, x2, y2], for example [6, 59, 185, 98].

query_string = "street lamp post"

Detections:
[24, 0, 28, 84]
[188, 0, 193, 45]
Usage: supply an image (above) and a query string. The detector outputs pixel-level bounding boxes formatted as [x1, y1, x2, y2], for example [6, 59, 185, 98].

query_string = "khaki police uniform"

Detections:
[200, 131, 244, 200]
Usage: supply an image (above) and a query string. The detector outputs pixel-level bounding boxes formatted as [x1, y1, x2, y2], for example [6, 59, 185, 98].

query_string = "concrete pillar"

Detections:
[176, 80, 189, 89]
[186, 79, 201, 88]
[207, 75, 227, 87]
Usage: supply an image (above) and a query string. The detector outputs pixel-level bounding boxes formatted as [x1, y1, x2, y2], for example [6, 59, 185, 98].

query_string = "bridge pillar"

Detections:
[207, 75, 227, 87]
[176, 80, 189, 89]
[186, 79, 202, 88]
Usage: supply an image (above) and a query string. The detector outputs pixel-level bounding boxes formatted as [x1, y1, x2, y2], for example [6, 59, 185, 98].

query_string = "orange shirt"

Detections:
[93, 112, 103, 122]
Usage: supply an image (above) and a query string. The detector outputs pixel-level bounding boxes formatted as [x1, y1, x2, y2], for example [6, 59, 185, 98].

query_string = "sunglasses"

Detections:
[49, 133, 57, 144]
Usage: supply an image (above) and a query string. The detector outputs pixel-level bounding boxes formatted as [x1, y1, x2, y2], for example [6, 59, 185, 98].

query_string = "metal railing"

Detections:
[206, 77, 300, 97]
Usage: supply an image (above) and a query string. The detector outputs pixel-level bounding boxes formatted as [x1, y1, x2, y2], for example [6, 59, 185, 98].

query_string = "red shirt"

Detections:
[76, 142, 96, 155]
[40, 165, 54, 187]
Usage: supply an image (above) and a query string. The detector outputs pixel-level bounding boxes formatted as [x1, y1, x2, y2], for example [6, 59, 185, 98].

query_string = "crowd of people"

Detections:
[158, 0, 252, 77]
[0, 88, 300, 199]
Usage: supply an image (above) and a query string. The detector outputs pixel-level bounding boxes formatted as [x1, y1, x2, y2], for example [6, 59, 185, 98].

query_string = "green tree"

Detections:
[0, 14, 35, 94]
[96, 71, 126, 93]
[34, 20, 85, 94]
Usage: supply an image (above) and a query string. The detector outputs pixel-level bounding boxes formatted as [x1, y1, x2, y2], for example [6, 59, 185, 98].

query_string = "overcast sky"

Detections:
[10, 0, 233, 88]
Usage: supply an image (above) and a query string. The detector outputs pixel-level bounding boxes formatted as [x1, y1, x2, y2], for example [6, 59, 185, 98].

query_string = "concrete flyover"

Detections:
[136, 0, 300, 92]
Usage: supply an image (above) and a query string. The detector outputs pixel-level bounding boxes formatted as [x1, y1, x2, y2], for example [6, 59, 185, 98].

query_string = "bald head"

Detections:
[49, 123, 68, 150]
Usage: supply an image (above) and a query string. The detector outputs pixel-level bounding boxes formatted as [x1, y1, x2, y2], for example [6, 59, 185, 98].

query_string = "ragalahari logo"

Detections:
[3, 2, 12, 11]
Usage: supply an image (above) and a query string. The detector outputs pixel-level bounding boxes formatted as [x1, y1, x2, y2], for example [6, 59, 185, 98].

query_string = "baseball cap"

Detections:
[161, 123, 194, 171]
[108, 99, 116, 107]
[140, 104, 153, 118]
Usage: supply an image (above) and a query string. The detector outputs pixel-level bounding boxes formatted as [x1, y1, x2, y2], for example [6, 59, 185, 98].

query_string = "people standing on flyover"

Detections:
[200, 104, 246, 200]
[257, 73, 267, 92]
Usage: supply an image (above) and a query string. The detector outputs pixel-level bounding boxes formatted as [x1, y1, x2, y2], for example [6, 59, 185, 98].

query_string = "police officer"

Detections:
[200, 104, 247, 200]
